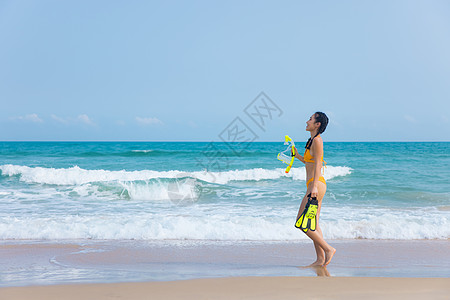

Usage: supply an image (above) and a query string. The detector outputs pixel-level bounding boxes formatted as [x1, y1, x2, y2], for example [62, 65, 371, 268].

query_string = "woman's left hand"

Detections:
[310, 186, 319, 198]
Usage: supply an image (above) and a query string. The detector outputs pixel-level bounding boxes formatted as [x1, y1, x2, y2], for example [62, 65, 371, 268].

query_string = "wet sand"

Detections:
[1, 239, 449, 299]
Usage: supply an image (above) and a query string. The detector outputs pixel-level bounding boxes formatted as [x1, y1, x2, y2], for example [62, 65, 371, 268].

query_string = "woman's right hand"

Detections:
[293, 146, 304, 162]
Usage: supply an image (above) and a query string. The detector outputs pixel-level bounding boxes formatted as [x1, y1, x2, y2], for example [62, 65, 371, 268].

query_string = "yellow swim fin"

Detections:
[295, 195, 319, 233]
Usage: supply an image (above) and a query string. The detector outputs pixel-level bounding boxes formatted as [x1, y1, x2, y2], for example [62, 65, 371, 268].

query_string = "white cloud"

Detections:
[50, 114, 96, 126]
[10, 113, 43, 123]
[135, 116, 163, 125]
[77, 114, 96, 126]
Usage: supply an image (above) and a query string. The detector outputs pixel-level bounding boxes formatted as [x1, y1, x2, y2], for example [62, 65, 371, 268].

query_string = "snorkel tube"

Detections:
[277, 135, 296, 173]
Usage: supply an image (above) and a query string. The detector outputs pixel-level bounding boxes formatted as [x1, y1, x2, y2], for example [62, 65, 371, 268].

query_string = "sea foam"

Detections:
[0, 164, 352, 185]
[0, 206, 448, 240]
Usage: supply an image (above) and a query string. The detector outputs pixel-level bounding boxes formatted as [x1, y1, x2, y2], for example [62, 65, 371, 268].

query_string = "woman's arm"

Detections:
[293, 146, 305, 164]
[310, 138, 324, 197]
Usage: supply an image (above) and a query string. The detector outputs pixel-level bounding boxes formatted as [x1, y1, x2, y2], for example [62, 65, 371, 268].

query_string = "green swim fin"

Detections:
[295, 195, 319, 233]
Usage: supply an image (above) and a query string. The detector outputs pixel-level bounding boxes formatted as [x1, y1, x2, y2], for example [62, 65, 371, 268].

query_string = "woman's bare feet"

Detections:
[323, 247, 336, 266]
[307, 259, 325, 267]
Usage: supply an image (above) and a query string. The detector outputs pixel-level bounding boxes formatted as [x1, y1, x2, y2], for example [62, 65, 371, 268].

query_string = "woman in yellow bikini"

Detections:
[293, 112, 336, 267]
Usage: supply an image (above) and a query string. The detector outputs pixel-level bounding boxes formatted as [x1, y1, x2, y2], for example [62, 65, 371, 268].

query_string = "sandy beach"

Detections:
[1, 239, 449, 299]
[1, 276, 449, 300]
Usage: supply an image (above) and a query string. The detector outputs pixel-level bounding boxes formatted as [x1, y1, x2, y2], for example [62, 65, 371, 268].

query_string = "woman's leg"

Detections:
[310, 225, 325, 266]
[309, 181, 335, 266]
[297, 181, 335, 266]
[305, 223, 335, 266]
[297, 190, 324, 265]
[304, 196, 324, 266]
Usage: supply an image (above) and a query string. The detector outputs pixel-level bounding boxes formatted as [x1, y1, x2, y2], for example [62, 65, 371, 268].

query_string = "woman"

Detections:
[293, 112, 335, 267]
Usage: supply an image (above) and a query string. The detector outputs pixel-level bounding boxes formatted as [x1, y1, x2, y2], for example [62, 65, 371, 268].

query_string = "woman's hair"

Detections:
[305, 111, 329, 149]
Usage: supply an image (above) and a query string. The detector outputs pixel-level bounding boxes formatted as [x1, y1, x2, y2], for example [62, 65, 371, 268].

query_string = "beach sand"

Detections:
[1, 277, 449, 300]
[1, 240, 449, 299]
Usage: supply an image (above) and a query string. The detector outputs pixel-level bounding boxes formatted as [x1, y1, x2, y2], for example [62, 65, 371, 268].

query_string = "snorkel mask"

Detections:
[277, 135, 296, 173]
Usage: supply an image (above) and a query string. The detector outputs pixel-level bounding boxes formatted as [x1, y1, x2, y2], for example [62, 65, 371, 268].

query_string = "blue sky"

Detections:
[1, 0, 449, 141]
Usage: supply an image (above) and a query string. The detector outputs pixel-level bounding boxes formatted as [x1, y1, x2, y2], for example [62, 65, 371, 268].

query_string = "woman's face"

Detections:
[306, 114, 318, 132]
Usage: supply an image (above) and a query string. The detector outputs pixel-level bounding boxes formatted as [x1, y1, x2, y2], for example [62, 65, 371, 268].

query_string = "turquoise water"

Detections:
[0, 142, 449, 240]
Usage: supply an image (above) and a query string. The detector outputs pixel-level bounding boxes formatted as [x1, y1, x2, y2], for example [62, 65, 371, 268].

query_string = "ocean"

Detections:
[0, 141, 449, 241]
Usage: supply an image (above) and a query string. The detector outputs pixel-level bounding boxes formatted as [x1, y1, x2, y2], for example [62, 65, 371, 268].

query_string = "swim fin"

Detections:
[295, 195, 319, 233]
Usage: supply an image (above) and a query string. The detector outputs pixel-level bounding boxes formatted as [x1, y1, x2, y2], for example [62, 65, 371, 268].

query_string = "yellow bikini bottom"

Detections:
[306, 176, 326, 187]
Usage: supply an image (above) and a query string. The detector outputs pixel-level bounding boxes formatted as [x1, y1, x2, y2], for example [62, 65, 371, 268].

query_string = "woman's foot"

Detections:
[323, 247, 336, 266]
[307, 259, 325, 267]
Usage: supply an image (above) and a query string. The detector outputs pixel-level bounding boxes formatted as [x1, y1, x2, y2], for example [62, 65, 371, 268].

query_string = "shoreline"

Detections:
[1, 277, 449, 300]
[1, 239, 449, 288]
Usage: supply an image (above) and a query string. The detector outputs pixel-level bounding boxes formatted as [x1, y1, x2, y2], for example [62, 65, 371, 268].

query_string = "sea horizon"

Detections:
[1, 140, 449, 143]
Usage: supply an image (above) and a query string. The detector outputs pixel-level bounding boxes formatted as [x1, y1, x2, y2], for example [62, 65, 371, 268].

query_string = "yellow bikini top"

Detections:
[303, 148, 321, 163]
[304, 135, 326, 165]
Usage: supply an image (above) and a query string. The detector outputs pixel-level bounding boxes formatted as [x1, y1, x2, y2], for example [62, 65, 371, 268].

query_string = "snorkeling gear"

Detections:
[277, 135, 296, 173]
[295, 194, 319, 232]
